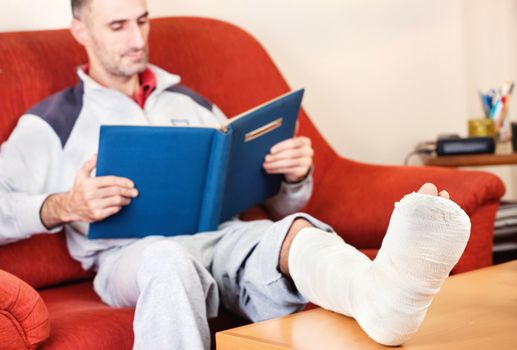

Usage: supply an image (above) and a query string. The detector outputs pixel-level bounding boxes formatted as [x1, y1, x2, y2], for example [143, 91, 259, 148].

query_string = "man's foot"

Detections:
[288, 183, 471, 345]
[417, 182, 449, 198]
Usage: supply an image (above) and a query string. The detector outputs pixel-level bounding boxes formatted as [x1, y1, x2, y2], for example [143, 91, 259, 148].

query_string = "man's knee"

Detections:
[138, 241, 195, 281]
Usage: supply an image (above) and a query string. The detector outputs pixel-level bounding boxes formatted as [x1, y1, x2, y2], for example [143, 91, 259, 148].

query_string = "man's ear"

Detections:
[70, 18, 89, 46]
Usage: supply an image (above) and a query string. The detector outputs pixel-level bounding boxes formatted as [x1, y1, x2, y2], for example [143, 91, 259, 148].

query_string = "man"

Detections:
[0, 0, 471, 349]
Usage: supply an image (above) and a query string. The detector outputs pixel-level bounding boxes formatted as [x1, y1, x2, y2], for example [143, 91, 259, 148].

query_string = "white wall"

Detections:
[1, 0, 517, 197]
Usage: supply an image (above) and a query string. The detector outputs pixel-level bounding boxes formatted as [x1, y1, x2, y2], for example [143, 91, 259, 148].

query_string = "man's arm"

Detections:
[0, 116, 65, 244]
[0, 116, 136, 245]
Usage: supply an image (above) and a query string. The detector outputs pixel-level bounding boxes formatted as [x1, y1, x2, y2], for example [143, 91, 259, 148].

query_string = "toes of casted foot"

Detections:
[439, 190, 450, 199]
[417, 183, 438, 196]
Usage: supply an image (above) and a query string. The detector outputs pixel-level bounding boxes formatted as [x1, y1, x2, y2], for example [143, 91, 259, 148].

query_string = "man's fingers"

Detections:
[264, 158, 310, 171]
[270, 137, 311, 154]
[88, 196, 132, 215]
[94, 176, 135, 189]
[264, 159, 298, 170]
[97, 196, 132, 208]
[87, 206, 123, 222]
[270, 137, 307, 154]
[78, 194, 130, 223]
[265, 147, 313, 162]
[103, 206, 122, 218]
[265, 165, 308, 176]
[96, 186, 139, 199]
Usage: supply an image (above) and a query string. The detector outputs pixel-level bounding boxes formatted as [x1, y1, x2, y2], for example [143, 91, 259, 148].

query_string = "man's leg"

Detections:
[285, 183, 470, 345]
[210, 215, 334, 321]
[93, 237, 219, 350]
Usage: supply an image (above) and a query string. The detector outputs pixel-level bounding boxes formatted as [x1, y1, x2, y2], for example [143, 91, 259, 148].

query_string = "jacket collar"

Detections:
[76, 63, 181, 95]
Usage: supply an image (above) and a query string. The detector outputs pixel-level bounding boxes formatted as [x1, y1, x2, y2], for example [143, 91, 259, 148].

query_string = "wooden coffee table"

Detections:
[216, 260, 517, 349]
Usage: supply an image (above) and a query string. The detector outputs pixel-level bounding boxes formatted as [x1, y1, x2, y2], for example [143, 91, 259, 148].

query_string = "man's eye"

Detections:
[138, 18, 148, 26]
[110, 23, 123, 31]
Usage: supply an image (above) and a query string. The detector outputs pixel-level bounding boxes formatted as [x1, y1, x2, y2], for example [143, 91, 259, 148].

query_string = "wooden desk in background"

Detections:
[423, 140, 517, 167]
[424, 153, 517, 167]
[216, 261, 517, 350]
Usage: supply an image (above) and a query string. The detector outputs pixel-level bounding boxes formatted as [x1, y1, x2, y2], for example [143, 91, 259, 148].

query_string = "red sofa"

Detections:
[0, 17, 505, 349]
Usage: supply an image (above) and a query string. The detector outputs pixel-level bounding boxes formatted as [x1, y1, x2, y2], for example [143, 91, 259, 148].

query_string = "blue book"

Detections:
[88, 89, 304, 239]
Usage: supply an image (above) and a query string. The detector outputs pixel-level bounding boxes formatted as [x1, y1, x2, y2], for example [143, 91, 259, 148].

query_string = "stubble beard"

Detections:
[97, 44, 149, 78]
[113, 48, 149, 77]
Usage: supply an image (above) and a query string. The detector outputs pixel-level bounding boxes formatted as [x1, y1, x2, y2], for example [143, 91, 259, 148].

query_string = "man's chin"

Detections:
[117, 62, 148, 77]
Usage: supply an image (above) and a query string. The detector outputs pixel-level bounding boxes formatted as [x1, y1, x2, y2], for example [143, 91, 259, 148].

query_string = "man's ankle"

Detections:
[278, 218, 314, 277]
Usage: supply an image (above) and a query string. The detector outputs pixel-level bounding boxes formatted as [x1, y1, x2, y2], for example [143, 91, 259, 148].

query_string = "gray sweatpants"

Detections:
[92, 213, 333, 350]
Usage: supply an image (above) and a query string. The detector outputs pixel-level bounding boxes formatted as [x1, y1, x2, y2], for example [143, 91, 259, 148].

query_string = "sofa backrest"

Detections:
[0, 17, 337, 288]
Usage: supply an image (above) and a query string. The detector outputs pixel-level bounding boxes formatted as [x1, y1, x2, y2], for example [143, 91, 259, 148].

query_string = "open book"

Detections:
[88, 89, 304, 239]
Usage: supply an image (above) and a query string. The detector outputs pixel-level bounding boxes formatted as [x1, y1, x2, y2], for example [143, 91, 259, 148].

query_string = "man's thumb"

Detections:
[78, 154, 97, 179]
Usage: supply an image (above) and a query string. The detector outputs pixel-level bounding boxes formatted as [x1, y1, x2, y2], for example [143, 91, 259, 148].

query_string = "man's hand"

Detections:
[263, 136, 313, 183]
[40, 154, 138, 230]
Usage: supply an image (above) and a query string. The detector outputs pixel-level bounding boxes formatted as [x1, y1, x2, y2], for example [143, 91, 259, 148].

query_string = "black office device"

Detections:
[436, 136, 495, 156]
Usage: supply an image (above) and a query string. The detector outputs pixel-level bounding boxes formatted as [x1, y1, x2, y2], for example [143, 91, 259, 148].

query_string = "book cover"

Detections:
[88, 89, 304, 239]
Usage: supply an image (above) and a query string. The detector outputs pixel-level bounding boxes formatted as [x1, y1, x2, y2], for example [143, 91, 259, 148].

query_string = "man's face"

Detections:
[79, 0, 150, 77]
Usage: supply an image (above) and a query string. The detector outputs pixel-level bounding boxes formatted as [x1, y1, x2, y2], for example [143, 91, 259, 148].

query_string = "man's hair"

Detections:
[71, 0, 91, 19]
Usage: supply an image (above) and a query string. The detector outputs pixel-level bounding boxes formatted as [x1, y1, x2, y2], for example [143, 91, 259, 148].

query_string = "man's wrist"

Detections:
[284, 166, 312, 184]
[39, 193, 73, 230]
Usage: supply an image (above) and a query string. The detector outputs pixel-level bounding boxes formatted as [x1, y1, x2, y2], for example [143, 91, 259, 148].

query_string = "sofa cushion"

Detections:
[0, 269, 50, 349]
[39, 281, 134, 350]
[0, 232, 93, 289]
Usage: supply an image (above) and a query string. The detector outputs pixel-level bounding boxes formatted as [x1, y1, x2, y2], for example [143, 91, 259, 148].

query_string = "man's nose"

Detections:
[128, 22, 145, 49]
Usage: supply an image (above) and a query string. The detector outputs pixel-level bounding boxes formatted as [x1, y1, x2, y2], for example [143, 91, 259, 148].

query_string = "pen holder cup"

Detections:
[468, 118, 496, 138]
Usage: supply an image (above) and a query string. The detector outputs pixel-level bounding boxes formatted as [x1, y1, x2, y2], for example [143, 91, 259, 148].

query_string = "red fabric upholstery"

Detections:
[0, 233, 92, 289]
[38, 282, 134, 349]
[37, 281, 247, 350]
[304, 157, 504, 273]
[0, 270, 50, 349]
[0, 16, 505, 348]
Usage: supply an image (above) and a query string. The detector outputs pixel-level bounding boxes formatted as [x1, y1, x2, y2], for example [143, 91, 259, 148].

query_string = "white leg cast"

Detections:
[289, 192, 471, 345]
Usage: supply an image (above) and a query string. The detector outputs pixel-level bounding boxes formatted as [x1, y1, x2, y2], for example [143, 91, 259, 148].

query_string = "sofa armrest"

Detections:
[0, 269, 50, 349]
[306, 157, 505, 272]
